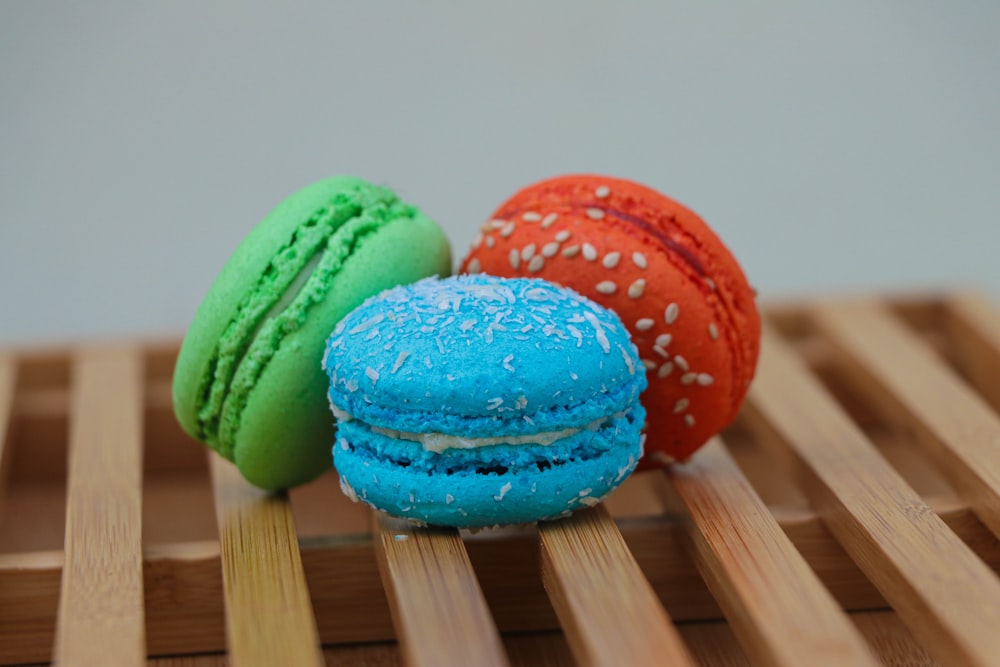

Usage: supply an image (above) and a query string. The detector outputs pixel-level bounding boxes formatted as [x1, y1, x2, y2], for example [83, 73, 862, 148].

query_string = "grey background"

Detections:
[2, 2, 998, 346]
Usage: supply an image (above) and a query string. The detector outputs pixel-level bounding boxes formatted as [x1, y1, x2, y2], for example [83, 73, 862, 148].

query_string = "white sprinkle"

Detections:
[365, 367, 380, 383]
[655, 333, 673, 348]
[579, 496, 601, 507]
[467, 258, 481, 274]
[627, 279, 646, 299]
[635, 318, 654, 331]
[390, 351, 410, 374]
[583, 310, 611, 353]
[641, 359, 657, 370]
[595, 185, 611, 198]
[446, 494, 455, 505]
[674, 398, 690, 413]
[542, 242, 560, 257]
[596, 280, 617, 295]
[521, 243, 537, 261]
[674, 355, 690, 371]
[681, 372, 697, 385]
[697, 373, 715, 386]
[708, 323, 719, 340]
[586, 207, 605, 220]
[657, 362, 674, 378]
[562, 245, 581, 258]
[460, 319, 476, 332]
[582, 243, 598, 261]
[509, 248, 520, 269]
[541, 213, 558, 228]
[620, 345, 636, 375]
[567, 325, 584, 347]
[653, 345, 670, 358]
[602, 252, 621, 268]
[424, 356, 433, 369]
[502, 354, 515, 372]
[555, 230, 572, 242]
[522, 211, 542, 222]
[632, 252, 648, 269]
[579, 488, 594, 497]
[485, 235, 495, 248]
[527, 255, 545, 273]
[500, 222, 515, 237]
[665, 302, 680, 324]
[684, 414, 696, 427]
[486, 397, 504, 410]
[494, 482, 512, 501]
[484, 327, 494, 344]
[349, 313, 385, 335]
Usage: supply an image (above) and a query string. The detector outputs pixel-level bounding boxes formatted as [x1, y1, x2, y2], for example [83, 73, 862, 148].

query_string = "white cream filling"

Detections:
[331, 406, 626, 454]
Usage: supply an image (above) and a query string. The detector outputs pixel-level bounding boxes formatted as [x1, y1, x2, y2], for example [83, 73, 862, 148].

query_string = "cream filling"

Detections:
[331, 406, 625, 454]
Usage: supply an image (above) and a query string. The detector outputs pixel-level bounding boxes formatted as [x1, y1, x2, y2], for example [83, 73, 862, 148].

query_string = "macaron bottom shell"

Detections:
[332, 407, 645, 527]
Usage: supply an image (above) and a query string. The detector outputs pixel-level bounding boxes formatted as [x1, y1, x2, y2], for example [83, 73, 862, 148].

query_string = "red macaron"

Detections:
[459, 174, 760, 466]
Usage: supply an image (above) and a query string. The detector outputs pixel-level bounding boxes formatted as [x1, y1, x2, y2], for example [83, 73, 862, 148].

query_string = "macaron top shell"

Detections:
[460, 174, 759, 463]
[323, 274, 647, 438]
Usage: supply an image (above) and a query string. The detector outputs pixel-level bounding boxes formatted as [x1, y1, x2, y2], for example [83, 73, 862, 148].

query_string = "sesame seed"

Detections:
[681, 372, 697, 385]
[489, 219, 505, 228]
[485, 235, 495, 248]
[500, 222, 515, 237]
[562, 245, 581, 258]
[555, 229, 572, 242]
[655, 333, 672, 348]
[632, 252, 648, 269]
[602, 252, 621, 268]
[542, 242, 560, 257]
[665, 302, 680, 324]
[627, 279, 646, 299]
[674, 355, 689, 371]
[595, 185, 611, 198]
[596, 280, 617, 295]
[708, 323, 719, 340]
[641, 359, 657, 370]
[684, 414, 696, 427]
[541, 213, 558, 228]
[467, 258, 481, 274]
[635, 318, 654, 331]
[509, 249, 520, 269]
[586, 207, 605, 220]
[527, 255, 545, 273]
[673, 398, 690, 413]
[657, 362, 674, 378]
[582, 243, 598, 261]
[521, 243, 536, 261]
[697, 373, 715, 386]
[705, 277, 717, 291]
[653, 345, 670, 358]
[522, 211, 542, 222]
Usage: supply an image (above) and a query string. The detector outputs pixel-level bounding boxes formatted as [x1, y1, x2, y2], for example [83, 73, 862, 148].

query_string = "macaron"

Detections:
[460, 174, 759, 465]
[323, 274, 647, 527]
[173, 176, 452, 490]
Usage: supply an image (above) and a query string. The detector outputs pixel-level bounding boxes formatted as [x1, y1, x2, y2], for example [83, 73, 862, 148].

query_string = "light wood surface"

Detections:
[209, 453, 324, 667]
[373, 513, 510, 667]
[663, 438, 879, 667]
[53, 347, 146, 667]
[748, 321, 1000, 667]
[0, 353, 16, 516]
[538, 505, 695, 667]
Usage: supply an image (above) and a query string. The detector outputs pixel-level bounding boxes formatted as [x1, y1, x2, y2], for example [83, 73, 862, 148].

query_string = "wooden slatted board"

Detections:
[2, 292, 1000, 666]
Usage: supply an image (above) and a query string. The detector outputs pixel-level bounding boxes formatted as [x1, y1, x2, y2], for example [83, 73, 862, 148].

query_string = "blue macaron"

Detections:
[322, 274, 647, 527]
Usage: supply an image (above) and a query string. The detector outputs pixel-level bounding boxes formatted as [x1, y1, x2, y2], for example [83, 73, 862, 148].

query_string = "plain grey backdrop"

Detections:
[2, 2, 998, 346]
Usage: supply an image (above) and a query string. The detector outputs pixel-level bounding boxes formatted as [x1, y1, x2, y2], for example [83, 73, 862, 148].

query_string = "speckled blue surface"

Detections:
[323, 275, 647, 527]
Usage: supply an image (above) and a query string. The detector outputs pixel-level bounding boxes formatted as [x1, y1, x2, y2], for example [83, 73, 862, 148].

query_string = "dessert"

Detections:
[460, 174, 759, 464]
[173, 176, 451, 490]
[323, 274, 647, 527]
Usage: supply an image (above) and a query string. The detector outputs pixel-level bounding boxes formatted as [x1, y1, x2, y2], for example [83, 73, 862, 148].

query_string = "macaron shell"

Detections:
[461, 174, 760, 464]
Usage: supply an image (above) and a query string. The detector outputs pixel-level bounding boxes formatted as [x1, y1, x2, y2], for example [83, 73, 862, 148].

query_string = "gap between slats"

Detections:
[538, 504, 695, 667]
[209, 454, 324, 667]
[747, 321, 1000, 667]
[662, 437, 879, 667]
[373, 512, 510, 667]
[810, 299, 1000, 540]
[53, 347, 146, 667]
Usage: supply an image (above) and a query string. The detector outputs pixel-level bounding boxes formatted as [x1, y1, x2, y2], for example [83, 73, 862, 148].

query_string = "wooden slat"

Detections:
[0, 352, 17, 513]
[663, 438, 878, 667]
[811, 299, 1000, 539]
[54, 347, 146, 666]
[209, 454, 324, 667]
[373, 513, 510, 667]
[746, 322, 1000, 667]
[538, 505, 695, 667]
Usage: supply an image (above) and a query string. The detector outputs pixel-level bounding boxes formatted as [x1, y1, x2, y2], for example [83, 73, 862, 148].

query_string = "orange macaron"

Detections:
[459, 174, 760, 466]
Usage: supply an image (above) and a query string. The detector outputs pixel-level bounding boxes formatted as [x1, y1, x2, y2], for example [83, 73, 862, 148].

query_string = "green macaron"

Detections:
[172, 176, 452, 490]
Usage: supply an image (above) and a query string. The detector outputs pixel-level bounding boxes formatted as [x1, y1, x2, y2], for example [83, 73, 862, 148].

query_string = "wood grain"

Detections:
[373, 512, 510, 667]
[811, 299, 1000, 539]
[208, 453, 324, 667]
[53, 347, 146, 666]
[747, 322, 1000, 667]
[663, 438, 878, 667]
[0, 352, 16, 514]
[538, 505, 695, 667]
